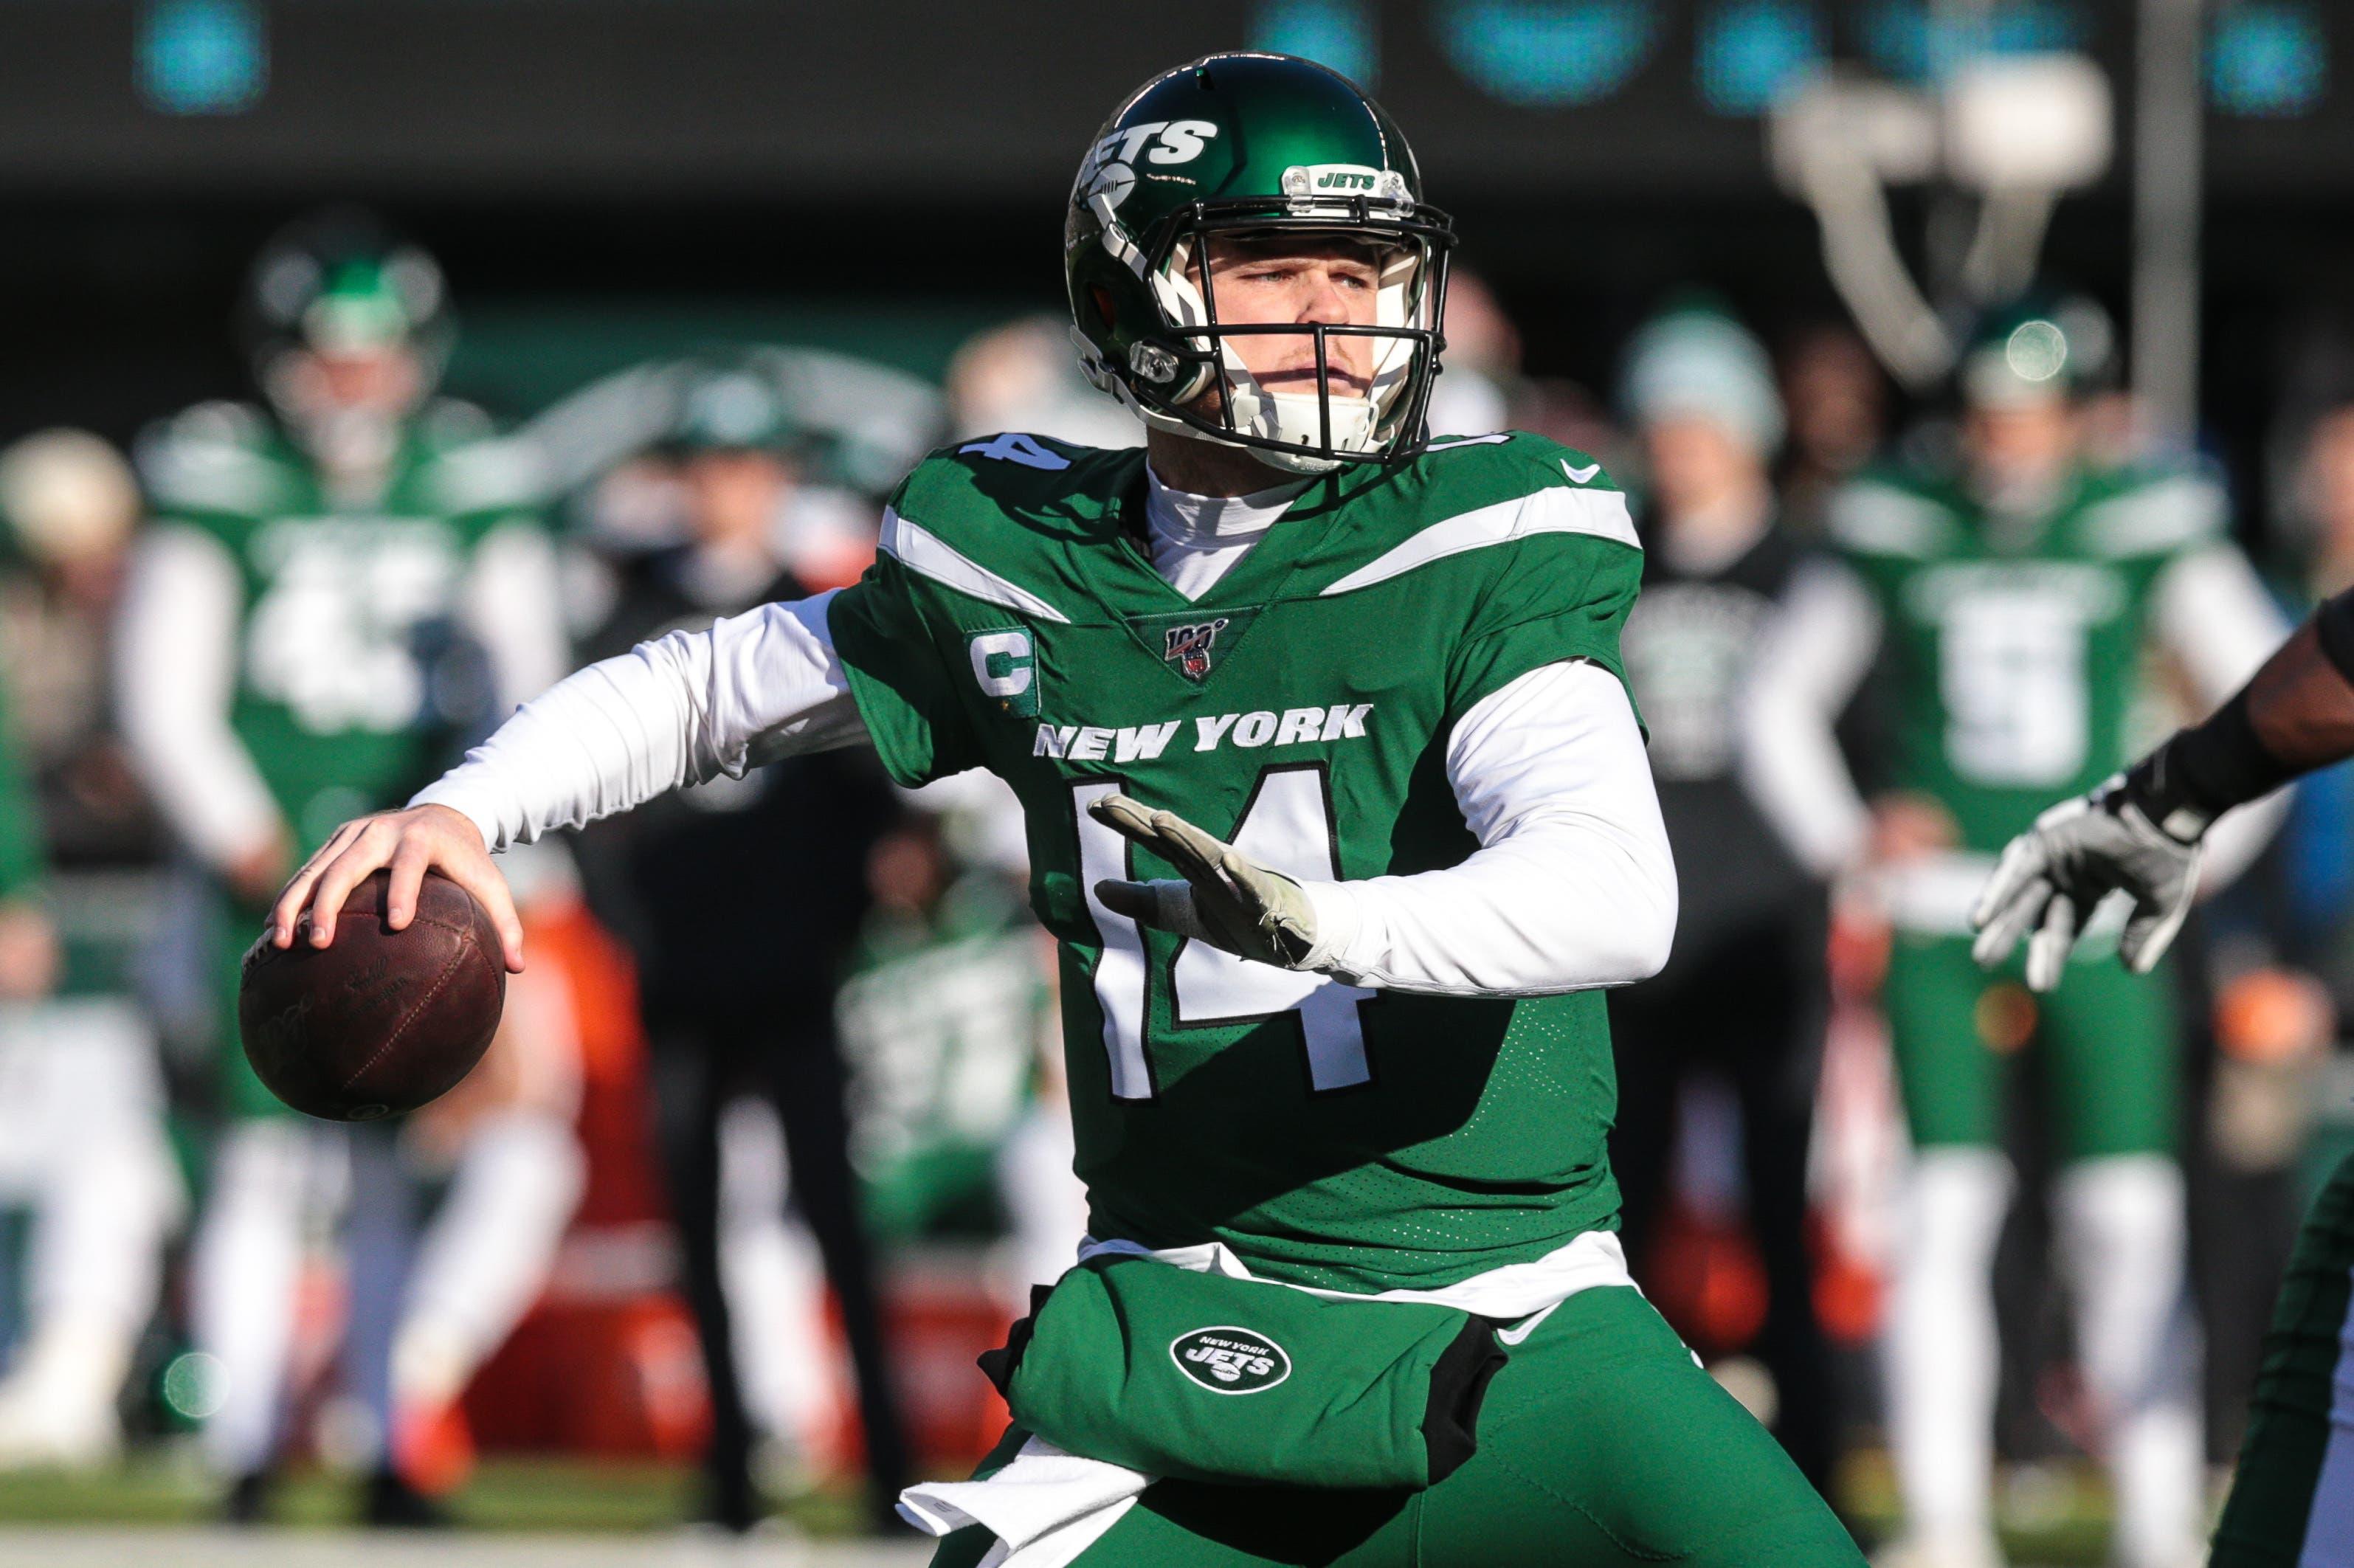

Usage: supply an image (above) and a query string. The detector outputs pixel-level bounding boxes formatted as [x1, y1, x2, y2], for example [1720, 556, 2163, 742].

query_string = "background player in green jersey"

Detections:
[1972, 585, 2354, 1566]
[263, 53, 1864, 1566]
[1742, 300, 2288, 1568]
[116, 211, 579, 1520]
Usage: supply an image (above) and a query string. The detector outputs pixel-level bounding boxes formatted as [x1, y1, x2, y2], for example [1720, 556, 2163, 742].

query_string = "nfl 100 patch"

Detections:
[1125, 606, 1260, 684]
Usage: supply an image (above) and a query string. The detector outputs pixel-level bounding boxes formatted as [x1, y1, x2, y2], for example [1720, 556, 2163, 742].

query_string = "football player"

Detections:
[267, 55, 1863, 1564]
[117, 210, 578, 1521]
[1970, 600, 2354, 1566]
[1740, 298, 2287, 1568]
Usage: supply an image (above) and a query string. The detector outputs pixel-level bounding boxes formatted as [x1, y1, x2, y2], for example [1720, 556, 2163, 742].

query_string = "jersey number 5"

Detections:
[1073, 772, 1373, 1101]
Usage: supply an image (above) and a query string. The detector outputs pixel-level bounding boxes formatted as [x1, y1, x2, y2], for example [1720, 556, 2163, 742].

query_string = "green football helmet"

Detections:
[1065, 52, 1456, 474]
[1958, 291, 2116, 410]
[241, 207, 452, 386]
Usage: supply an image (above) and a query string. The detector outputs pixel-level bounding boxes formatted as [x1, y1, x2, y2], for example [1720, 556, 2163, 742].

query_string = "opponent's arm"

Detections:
[2148, 543, 2293, 891]
[269, 590, 869, 967]
[1972, 593, 2354, 990]
[113, 525, 289, 897]
[1094, 657, 1678, 995]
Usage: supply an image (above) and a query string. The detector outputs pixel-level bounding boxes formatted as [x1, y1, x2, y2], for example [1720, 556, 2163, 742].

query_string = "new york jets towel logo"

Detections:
[1169, 1326, 1291, 1395]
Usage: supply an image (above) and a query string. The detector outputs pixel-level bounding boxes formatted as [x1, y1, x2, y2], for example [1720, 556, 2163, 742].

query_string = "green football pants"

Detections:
[925, 1283, 1864, 1567]
[1882, 933, 2177, 1159]
[2212, 1146, 2354, 1566]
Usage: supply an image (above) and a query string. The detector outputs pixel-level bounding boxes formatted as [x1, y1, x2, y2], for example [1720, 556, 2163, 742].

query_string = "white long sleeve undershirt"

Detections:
[417, 599, 1676, 998]
[115, 526, 283, 868]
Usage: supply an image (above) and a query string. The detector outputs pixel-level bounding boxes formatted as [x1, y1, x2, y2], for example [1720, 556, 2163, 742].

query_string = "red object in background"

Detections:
[465, 902, 711, 1459]
[1641, 1198, 1771, 1357]
[459, 902, 1018, 1477]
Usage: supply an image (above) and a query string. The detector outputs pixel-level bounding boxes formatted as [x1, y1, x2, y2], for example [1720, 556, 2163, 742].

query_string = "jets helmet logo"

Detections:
[1170, 1326, 1291, 1395]
[1163, 618, 1230, 680]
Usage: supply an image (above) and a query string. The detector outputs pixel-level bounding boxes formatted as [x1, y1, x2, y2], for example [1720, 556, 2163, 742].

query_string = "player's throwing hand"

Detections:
[1969, 776, 2202, 993]
[1088, 792, 1321, 970]
[265, 804, 525, 973]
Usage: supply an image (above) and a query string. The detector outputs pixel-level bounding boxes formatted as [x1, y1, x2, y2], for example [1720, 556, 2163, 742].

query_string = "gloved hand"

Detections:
[1087, 792, 1320, 969]
[1970, 774, 2202, 992]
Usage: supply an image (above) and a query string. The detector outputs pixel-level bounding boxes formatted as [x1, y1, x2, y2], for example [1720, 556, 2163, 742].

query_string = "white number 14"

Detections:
[1073, 770, 1372, 1102]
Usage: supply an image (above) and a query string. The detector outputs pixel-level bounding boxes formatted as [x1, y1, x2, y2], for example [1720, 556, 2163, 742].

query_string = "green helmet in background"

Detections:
[1958, 291, 2116, 410]
[1065, 52, 1457, 474]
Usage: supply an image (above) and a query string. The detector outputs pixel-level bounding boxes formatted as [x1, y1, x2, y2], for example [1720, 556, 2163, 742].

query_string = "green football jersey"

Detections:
[142, 401, 550, 852]
[1829, 463, 2230, 853]
[828, 429, 1643, 1294]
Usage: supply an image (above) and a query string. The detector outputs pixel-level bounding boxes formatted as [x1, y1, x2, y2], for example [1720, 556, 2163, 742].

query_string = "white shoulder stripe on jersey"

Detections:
[2079, 474, 2224, 557]
[140, 443, 287, 514]
[1317, 486, 1637, 598]
[877, 508, 1071, 624]
[1827, 483, 1953, 558]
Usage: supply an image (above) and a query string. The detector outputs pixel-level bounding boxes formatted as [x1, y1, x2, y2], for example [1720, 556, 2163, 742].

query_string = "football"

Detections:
[238, 870, 507, 1121]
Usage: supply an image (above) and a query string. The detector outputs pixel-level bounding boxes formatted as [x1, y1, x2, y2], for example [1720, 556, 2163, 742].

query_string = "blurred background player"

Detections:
[1607, 300, 1837, 1491]
[114, 209, 581, 1522]
[1968, 526, 2354, 1566]
[568, 362, 912, 1533]
[1742, 296, 2288, 1568]
[0, 429, 183, 1471]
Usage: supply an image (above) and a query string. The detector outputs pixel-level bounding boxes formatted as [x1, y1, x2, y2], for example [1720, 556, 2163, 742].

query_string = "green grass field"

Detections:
[0, 1453, 863, 1535]
[0, 1447, 2220, 1566]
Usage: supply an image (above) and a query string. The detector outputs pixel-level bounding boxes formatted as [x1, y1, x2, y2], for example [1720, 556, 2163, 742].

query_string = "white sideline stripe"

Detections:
[877, 508, 1071, 624]
[1317, 486, 1637, 597]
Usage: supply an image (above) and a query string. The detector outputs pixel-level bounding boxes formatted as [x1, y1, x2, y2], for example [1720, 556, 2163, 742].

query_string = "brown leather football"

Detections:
[238, 869, 506, 1121]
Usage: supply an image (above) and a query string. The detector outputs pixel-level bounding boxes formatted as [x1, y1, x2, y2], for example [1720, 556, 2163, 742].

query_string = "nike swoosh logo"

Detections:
[1561, 460, 1602, 483]
[1496, 1301, 1563, 1345]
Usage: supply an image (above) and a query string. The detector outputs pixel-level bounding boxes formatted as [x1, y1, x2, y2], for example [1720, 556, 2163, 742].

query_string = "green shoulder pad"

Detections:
[1395, 429, 1621, 503]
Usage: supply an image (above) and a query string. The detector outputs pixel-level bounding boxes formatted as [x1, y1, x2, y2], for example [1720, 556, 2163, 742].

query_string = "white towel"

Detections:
[898, 1434, 1152, 1568]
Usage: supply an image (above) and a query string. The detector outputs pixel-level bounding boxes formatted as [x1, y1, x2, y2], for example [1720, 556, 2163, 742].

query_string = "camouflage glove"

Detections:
[1970, 774, 2202, 993]
[1088, 792, 1319, 970]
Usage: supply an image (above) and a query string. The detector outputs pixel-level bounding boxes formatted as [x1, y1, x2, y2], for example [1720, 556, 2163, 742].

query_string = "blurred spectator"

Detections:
[0, 429, 184, 1471]
[568, 361, 911, 1533]
[1426, 269, 1520, 437]
[0, 431, 162, 863]
[946, 317, 1141, 450]
[1776, 324, 1890, 534]
[1606, 302, 1835, 1489]
[115, 210, 579, 1524]
[1742, 295, 2285, 1568]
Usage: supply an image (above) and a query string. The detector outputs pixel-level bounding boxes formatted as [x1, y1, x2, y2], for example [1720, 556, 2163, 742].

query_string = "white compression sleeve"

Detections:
[1302, 660, 1677, 997]
[113, 525, 284, 869]
[412, 590, 866, 852]
[1738, 558, 1882, 880]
